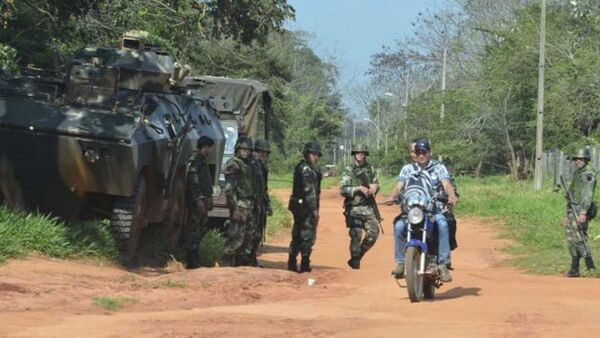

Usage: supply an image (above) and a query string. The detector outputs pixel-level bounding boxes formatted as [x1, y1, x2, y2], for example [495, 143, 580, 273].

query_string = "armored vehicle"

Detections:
[0, 32, 225, 263]
[183, 76, 272, 221]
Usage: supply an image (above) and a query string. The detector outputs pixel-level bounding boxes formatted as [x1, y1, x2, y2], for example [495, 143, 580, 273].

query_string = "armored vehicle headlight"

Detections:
[407, 207, 424, 224]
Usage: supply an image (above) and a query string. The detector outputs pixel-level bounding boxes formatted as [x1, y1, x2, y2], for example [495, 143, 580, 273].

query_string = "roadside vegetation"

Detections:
[92, 296, 139, 312]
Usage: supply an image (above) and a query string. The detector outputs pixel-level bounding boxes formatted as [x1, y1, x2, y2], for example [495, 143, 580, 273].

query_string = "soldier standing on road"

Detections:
[340, 144, 380, 270]
[250, 139, 272, 267]
[564, 148, 597, 277]
[183, 136, 214, 269]
[221, 136, 256, 267]
[288, 141, 322, 273]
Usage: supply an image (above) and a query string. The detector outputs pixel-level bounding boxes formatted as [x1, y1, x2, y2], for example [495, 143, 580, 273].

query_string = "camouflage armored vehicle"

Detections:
[0, 32, 225, 263]
[183, 76, 272, 221]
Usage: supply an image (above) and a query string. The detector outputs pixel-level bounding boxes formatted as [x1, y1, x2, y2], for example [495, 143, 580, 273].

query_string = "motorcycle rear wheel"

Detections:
[405, 246, 424, 302]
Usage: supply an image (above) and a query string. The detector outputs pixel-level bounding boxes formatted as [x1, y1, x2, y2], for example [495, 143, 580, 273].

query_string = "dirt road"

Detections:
[1, 187, 599, 337]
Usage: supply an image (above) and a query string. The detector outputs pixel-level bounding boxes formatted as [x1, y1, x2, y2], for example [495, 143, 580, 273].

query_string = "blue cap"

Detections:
[414, 139, 431, 152]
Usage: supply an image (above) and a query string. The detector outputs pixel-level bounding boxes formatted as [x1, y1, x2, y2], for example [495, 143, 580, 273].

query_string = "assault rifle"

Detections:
[560, 175, 591, 256]
[356, 170, 384, 234]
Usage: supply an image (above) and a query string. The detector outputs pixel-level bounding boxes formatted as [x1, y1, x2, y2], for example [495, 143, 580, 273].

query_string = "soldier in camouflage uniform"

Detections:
[340, 144, 380, 270]
[249, 139, 272, 267]
[221, 136, 256, 267]
[564, 147, 597, 277]
[288, 141, 322, 273]
[183, 136, 214, 269]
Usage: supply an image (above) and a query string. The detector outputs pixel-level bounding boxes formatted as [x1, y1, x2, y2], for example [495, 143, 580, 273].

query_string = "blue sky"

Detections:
[286, 0, 442, 111]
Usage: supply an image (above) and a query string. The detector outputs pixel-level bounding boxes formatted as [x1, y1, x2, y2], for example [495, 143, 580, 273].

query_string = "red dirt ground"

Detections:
[1, 187, 599, 337]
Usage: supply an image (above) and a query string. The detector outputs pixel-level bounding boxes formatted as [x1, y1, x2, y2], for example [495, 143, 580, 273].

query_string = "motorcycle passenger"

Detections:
[388, 139, 457, 282]
[340, 144, 380, 269]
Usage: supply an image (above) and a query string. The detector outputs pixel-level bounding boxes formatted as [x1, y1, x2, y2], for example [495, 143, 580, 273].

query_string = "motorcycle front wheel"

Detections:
[405, 246, 424, 302]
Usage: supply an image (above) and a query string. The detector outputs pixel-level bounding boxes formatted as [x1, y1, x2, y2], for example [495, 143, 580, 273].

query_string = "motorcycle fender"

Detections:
[407, 239, 428, 253]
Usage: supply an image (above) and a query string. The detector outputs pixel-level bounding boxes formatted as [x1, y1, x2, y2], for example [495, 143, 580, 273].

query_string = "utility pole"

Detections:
[376, 99, 381, 150]
[440, 47, 447, 120]
[404, 71, 410, 140]
[534, 0, 546, 191]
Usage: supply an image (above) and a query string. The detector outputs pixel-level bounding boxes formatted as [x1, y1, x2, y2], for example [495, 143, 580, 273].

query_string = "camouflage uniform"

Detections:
[183, 136, 214, 269]
[250, 139, 271, 266]
[340, 144, 380, 269]
[565, 148, 596, 276]
[288, 142, 322, 273]
[222, 137, 256, 266]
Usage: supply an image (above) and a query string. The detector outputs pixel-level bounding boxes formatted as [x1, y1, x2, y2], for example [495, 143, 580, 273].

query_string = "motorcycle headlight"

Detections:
[407, 207, 424, 224]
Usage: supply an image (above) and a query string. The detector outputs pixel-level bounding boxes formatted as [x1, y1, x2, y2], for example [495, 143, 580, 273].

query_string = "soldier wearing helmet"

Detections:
[183, 136, 215, 269]
[287, 141, 322, 273]
[249, 139, 272, 267]
[340, 144, 380, 269]
[564, 147, 597, 277]
[221, 135, 257, 266]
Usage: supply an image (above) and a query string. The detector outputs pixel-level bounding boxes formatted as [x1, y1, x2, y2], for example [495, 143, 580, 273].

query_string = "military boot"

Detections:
[584, 256, 596, 273]
[299, 255, 312, 273]
[566, 256, 580, 277]
[186, 249, 201, 269]
[438, 265, 453, 283]
[347, 257, 360, 270]
[287, 254, 298, 272]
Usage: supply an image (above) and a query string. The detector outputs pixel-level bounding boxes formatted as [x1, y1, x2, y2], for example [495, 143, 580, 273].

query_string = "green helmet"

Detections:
[254, 139, 271, 153]
[303, 141, 322, 156]
[351, 143, 369, 156]
[571, 147, 591, 160]
[235, 136, 253, 151]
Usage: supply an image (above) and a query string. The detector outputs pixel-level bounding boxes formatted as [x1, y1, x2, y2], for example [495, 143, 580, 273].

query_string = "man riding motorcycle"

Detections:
[386, 139, 457, 282]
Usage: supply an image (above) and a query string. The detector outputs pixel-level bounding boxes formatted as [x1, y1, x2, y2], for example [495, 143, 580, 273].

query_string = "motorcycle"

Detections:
[394, 185, 446, 302]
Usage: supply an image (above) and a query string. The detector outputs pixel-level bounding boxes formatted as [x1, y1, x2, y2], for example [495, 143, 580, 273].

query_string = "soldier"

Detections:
[250, 139, 272, 267]
[183, 136, 214, 269]
[221, 136, 256, 267]
[564, 147, 597, 277]
[340, 144, 380, 270]
[288, 141, 322, 273]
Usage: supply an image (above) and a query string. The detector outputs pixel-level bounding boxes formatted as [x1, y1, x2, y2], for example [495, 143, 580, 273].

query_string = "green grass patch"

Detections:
[197, 229, 224, 267]
[0, 205, 117, 263]
[92, 295, 139, 311]
[266, 194, 291, 238]
[155, 278, 187, 289]
[454, 175, 600, 276]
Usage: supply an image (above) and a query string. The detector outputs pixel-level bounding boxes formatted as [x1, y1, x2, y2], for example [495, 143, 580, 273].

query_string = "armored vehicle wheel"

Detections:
[165, 174, 186, 250]
[405, 246, 424, 303]
[110, 176, 147, 265]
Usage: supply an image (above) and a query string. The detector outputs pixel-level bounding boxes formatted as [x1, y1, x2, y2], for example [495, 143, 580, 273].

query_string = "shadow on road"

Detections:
[436, 286, 482, 300]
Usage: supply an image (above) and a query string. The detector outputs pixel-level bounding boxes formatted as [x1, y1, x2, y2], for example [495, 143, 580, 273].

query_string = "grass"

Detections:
[155, 278, 187, 288]
[0, 205, 117, 263]
[197, 229, 224, 267]
[92, 295, 139, 311]
[266, 193, 291, 238]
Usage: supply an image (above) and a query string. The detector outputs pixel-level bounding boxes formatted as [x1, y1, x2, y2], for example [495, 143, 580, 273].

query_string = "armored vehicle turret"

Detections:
[0, 32, 225, 264]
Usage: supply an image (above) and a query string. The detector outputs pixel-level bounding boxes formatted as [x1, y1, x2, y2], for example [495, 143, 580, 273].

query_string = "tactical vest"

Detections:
[347, 163, 375, 206]
[230, 156, 255, 200]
